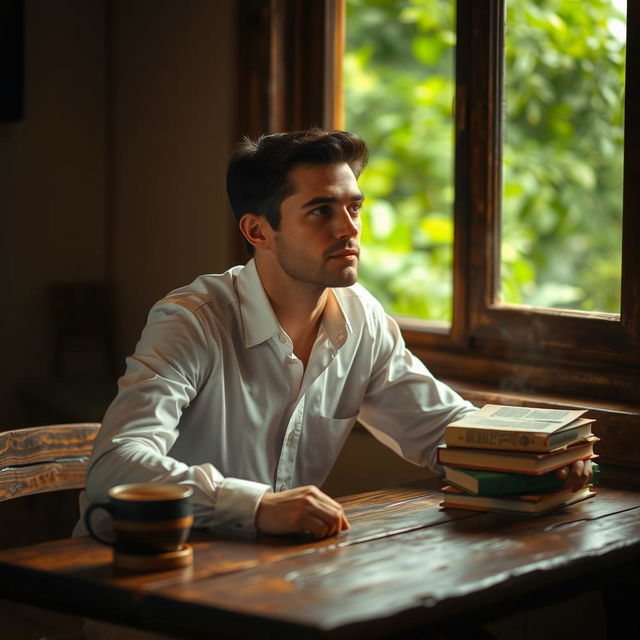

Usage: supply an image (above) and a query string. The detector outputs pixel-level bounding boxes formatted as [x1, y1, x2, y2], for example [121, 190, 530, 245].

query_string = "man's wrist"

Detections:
[214, 478, 271, 533]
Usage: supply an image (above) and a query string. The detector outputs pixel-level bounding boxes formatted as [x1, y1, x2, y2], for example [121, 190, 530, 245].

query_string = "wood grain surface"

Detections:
[0, 483, 638, 639]
[146, 488, 640, 638]
[0, 423, 99, 500]
[0, 424, 99, 467]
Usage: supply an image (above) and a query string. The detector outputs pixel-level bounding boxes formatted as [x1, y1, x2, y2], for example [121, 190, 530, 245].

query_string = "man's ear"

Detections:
[239, 213, 273, 252]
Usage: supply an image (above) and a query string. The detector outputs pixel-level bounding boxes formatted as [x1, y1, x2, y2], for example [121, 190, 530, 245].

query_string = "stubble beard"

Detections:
[274, 241, 359, 289]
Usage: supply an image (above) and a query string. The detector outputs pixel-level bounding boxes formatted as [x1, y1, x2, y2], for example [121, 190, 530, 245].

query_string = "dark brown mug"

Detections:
[84, 483, 193, 555]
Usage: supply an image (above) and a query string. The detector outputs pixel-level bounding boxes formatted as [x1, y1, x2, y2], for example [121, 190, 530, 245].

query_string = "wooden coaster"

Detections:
[113, 543, 193, 572]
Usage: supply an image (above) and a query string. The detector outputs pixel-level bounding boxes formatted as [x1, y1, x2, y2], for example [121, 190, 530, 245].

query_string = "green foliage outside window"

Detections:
[345, 0, 456, 321]
[502, 0, 625, 312]
[344, 0, 626, 320]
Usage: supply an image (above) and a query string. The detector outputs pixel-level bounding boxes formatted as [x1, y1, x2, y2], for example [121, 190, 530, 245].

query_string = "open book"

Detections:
[445, 404, 594, 452]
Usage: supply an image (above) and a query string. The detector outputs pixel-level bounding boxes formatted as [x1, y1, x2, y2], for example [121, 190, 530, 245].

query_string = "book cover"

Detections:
[436, 437, 599, 475]
[444, 418, 594, 452]
[440, 485, 595, 515]
[444, 462, 600, 496]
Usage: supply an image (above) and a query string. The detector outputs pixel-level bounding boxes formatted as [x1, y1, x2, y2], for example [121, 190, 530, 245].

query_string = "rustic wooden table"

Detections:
[0, 481, 639, 639]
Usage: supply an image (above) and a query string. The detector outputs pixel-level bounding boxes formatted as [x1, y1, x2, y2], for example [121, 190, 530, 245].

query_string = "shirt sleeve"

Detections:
[82, 300, 270, 534]
[358, 309, 478, 474]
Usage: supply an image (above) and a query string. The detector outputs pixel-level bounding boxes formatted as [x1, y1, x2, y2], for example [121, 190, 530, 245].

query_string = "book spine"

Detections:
[437, 446, 597, 475]
[445, 426, 549, 451]
[475, 473, 564, 495]
[449, 462, 600, 496]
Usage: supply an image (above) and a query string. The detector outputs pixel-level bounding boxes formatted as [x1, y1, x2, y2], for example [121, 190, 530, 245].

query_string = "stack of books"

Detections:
[438, 404, 599, 515]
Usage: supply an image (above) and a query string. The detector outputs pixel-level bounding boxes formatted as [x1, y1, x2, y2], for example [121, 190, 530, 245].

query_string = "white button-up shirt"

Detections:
[78, 259, 476, 534]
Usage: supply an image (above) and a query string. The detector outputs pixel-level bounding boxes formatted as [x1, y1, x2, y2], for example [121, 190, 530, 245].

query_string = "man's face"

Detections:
[271, 162, 364, 288]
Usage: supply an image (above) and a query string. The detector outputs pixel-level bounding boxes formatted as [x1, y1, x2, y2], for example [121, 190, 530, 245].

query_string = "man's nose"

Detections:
[334, 208, 360, 238]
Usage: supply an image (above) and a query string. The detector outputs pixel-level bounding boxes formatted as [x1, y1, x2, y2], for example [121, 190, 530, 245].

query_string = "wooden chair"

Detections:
[0, 422, 99, 502]
[0, 423, 100, 640]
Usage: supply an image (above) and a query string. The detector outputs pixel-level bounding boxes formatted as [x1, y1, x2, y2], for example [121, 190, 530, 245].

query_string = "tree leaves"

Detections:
[345, 0, 625, 319]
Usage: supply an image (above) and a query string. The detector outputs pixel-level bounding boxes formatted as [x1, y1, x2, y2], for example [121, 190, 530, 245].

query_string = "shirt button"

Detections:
[279, 335, 286, 344]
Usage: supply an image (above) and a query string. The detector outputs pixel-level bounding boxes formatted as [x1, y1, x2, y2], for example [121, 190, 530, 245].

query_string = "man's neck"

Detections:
[254, 257, 328, 367]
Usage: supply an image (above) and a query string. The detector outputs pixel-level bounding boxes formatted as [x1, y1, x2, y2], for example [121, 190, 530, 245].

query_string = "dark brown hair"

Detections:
[226, 129, 368, 253]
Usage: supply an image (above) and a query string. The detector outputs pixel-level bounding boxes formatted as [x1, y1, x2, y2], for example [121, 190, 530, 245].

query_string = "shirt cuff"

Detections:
[211, 477, 271, 533]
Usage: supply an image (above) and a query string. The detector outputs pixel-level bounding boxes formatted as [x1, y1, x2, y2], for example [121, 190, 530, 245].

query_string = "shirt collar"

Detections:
[322, 289, 352, 350]
[237, 258, 352, 350]
[237, 259, 282, 348]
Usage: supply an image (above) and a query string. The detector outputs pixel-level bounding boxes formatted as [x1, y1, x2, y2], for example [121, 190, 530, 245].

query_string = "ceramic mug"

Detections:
[84, 483, 193, 555]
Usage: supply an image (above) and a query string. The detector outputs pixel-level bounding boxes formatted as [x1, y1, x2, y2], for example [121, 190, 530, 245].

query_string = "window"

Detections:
[235, 0, 639, 439]
[343, 0, 456, 323]
[451, 1, 638, 404]
[501, 1, 626, 314]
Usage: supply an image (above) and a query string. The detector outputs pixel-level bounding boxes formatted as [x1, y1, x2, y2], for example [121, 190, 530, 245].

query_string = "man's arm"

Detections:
[84, 301, 271, 534]
[354, 303, 596, 494]
[358, 311, 477, 473]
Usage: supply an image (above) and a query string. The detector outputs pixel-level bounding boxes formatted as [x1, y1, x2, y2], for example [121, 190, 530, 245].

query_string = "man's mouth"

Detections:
[327, 246, 360, 261]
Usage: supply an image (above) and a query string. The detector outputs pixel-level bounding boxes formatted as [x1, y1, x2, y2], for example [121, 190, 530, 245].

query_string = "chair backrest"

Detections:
[0, 423, 100, 502]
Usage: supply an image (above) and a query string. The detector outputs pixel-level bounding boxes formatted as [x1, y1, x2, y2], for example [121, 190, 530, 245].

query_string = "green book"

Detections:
[444, 462, 600, 496]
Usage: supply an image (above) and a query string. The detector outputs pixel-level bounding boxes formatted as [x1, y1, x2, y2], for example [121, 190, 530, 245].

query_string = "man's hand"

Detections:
[255, 485, 350, 538]
[556, 459, 593, 492]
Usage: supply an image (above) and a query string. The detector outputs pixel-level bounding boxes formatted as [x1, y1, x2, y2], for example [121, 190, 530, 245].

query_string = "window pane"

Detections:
[501, 0, 626, 313]
[344, 0, 455, 322]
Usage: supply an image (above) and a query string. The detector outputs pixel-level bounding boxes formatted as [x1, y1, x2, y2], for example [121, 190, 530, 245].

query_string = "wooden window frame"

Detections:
[439, 1, 640, 405]
[235, 0, 640, 469]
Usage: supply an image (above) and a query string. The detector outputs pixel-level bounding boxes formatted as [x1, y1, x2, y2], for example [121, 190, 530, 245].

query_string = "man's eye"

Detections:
[310, 206, 330, 216]
[349, 203, 363, 216]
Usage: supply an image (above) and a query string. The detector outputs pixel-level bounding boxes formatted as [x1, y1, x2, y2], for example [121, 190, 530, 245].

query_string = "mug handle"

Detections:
[84, 502, 116, 547]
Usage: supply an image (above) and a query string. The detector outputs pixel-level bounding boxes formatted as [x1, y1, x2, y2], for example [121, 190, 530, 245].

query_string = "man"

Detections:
[77, 129, 590, 541]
